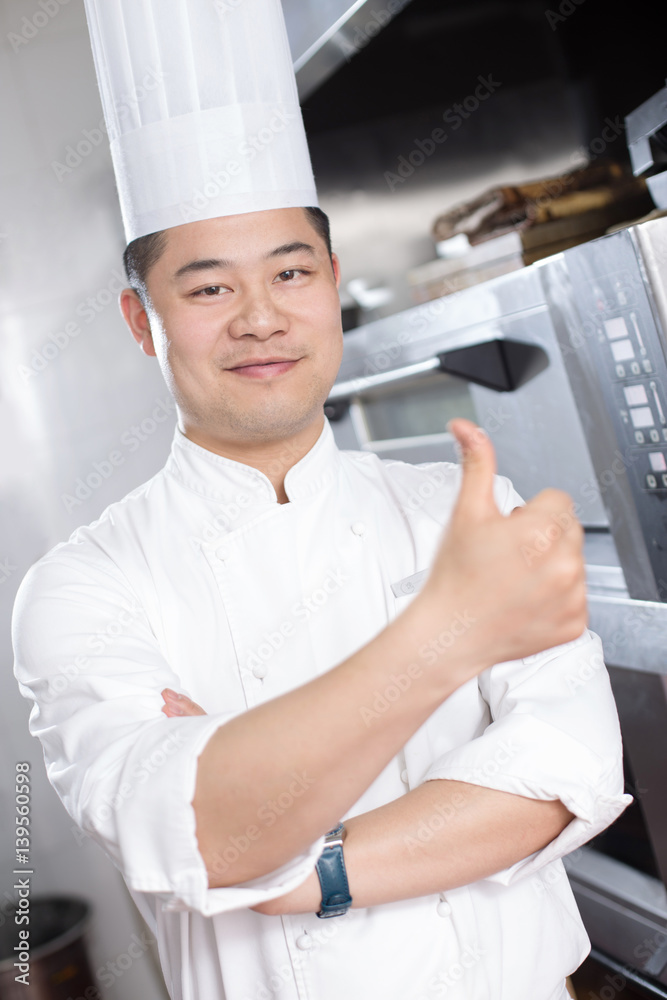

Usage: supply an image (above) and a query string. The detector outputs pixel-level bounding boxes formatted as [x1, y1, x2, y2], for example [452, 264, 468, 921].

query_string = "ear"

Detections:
[331, 252, 341, 290]
[120, 287, 156, 357]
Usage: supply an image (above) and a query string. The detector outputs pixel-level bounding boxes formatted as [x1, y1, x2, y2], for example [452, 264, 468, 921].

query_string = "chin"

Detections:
[212, 401, 325, 442]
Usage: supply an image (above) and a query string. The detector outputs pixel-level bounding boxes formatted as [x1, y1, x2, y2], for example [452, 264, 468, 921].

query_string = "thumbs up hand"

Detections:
[418, 418, 587, 677]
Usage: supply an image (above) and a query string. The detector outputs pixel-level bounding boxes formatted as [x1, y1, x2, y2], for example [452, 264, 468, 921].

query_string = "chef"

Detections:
[12, 1, 630, 999]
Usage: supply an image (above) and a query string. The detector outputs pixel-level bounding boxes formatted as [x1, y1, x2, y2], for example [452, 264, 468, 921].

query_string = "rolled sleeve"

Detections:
[420, 628, 632, 884]
[12, 548, 322, 916]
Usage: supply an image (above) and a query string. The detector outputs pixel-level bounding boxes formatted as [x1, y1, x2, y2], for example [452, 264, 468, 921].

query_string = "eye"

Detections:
[275, 269, 308, 283]
[192, 285, 225, 297]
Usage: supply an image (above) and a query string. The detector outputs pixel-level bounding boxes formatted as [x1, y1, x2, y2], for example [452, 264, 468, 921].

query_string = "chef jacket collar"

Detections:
[165, 415, 341, 504]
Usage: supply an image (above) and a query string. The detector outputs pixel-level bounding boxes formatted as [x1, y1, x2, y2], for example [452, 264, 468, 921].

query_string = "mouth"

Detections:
[226, 357, 301, 379]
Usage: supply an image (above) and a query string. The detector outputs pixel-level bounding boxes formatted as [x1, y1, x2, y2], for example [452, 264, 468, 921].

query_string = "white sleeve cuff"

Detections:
[421, 713, 631, 886]
[86, 712, 325, 916]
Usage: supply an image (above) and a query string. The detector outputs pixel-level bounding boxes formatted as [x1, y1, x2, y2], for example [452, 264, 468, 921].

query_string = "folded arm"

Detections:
[15, 420, 608, 918]
[162, 691, 574, 914]
[251, 778, 573, 915]
[164, 618, 629, 917]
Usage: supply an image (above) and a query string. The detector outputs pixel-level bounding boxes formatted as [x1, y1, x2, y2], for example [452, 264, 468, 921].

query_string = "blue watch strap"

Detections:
[315, 824, 352, 918]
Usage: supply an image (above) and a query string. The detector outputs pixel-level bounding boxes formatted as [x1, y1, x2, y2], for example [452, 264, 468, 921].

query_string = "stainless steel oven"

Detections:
[326, 214, 667, 993]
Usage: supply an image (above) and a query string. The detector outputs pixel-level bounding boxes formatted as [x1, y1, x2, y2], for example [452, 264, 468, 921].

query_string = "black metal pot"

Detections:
[0, 897, 97, 1000]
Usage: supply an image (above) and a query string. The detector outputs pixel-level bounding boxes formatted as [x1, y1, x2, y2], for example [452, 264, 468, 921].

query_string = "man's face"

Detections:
[123, 208, 344, 447]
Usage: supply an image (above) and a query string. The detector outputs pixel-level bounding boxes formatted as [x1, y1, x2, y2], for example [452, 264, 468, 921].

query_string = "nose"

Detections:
[227, 285, 288, 340]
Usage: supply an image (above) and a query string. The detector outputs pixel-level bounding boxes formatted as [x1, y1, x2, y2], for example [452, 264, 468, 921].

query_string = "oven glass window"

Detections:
[359, 374, 476, 441]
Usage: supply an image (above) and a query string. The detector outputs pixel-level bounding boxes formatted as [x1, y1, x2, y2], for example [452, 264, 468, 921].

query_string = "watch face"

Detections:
[325, 823, 345, 845]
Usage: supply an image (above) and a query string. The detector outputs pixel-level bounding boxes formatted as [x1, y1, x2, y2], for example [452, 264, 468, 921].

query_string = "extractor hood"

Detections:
[282, 0, 412, 99]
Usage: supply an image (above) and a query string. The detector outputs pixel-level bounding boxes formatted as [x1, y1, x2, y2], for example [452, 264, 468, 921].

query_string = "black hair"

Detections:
[122, 206, 332, 302]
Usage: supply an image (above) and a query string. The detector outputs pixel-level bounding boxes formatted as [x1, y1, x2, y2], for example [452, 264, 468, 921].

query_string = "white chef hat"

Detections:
[83, 0, 318, 243]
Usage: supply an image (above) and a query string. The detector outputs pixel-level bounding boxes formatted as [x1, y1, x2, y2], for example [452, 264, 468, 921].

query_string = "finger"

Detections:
[161, 704, 183, 718]
[526, 490, 582, 542]
[447, 418, 499, 523]
[161, 688, 206, 716]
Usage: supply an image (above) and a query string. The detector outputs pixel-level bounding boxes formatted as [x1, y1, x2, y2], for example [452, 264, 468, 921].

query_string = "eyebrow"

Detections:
[173, 241, 318, 280]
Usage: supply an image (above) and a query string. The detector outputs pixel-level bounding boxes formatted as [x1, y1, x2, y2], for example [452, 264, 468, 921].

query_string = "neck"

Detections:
[181, 413, 325, 504]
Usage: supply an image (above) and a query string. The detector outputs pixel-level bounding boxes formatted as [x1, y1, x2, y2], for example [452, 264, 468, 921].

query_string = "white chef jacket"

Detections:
[13, 415, 630, 1000]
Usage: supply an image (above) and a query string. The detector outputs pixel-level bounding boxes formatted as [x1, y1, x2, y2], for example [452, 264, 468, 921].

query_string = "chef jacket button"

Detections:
[436, 899, 452, 917]
[351, 521, 366, 536]
[296, 933, 312, 950]
[400, 769, 409, 784]
[252, 662, 267, 680]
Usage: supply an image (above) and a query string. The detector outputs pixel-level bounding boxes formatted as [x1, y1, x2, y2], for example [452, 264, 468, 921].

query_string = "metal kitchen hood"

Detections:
[282, 0, 412, 99]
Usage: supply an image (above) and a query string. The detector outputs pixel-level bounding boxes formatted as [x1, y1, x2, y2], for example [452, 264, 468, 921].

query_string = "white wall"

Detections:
[0, 2, 172, 996]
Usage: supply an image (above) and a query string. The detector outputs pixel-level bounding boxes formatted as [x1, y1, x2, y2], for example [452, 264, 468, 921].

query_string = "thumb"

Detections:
[447, 418, 499, 522]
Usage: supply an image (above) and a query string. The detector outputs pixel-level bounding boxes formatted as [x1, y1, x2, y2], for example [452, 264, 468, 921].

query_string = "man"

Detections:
[14, 201, 628, 999]
[13, 1, 629, 998]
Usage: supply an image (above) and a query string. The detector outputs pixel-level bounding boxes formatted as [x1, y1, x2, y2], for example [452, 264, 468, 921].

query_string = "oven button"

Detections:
[631, 362, 641, 375]
[650, 429, 661, 443]
[615, 364, 626, 378]
[647, 474, 658, 489]
[644, 360, 654, 373]
[662, 474, 667, 488]
[635, 431, 645, 444]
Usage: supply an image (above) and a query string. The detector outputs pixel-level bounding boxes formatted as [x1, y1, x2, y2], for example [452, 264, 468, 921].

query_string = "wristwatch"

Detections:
[315, 823, 352, 918]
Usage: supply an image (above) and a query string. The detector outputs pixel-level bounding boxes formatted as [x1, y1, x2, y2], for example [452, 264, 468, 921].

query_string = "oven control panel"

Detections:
[554, 226, 667, 600]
